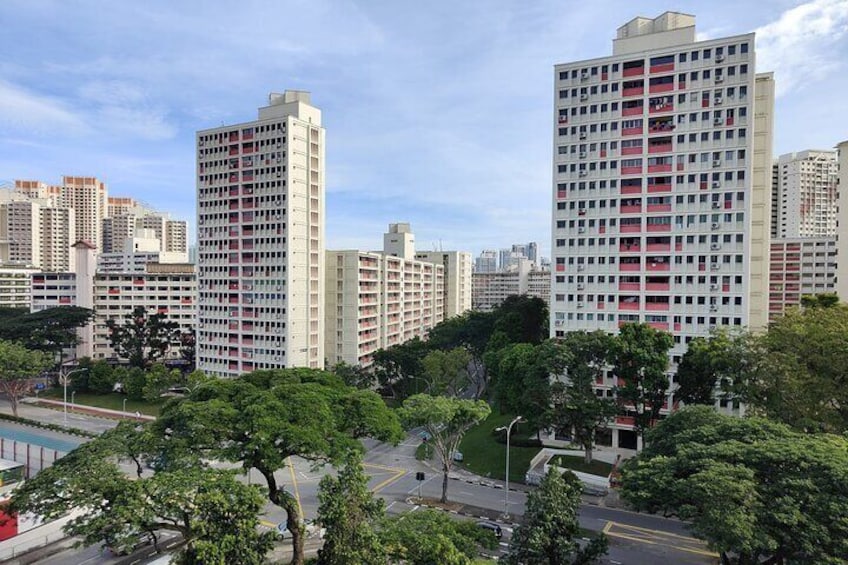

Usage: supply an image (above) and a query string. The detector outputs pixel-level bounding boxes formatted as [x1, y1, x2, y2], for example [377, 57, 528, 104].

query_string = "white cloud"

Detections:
[756, 0, 848, 96]
[0, 80, 87, 135]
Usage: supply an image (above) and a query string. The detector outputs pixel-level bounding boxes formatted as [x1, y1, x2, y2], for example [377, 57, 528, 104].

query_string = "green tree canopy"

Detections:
[106, 306, 180, 368]
[620, 406, 848, 564]
[422, 347, 472, 396]
[156, 368, 403, 565]
[550, 331, 617, 464]
[317, 452, 386, 565]
[399, 394, 491, 503]
[379, 508, 497, 565]
[506, 469, 608, 565]
[9, 422, 275, 564]
[372, 337, 429, 401]
[675, 329, 753, 407]
[0, 306, 93, 363]
[610, 323, 673, 437]
[0, 340, 53, 417]
[495, 342, 558, 438]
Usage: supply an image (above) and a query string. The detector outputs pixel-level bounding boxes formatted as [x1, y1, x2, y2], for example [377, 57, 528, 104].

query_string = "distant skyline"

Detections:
[1, 0, 847, 259]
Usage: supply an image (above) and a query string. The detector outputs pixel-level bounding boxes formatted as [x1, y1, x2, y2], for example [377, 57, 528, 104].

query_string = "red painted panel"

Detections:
[619, 245, 641, 253]
[646, 282, 670, 291]
[623, 87, 645, 96]
[622, 146, 643, 155]
[621, 205, 642, 213]
[674, 323, 682, 331]
[650, 63, 675, 74]
[648, 144, 673, 154]
[646, 243, 671, 251]
[619, 262, 642, 270]
[647, 262, 671, 271]
[647, 184, 671, 193]
[619, 282, 640, 291]
[648, 322, 670, 330]
[647, 223, 672, 232]
[621, 225, 642, 234]
[623, 67, 644, 77]
[621, 185, 642, 194]
[622, 166, 643, 175]
[649, 83, 675, 93]
[622, 127, 643, 136]
[622, 106, 644, 116]
[648, 164, 672, 173]
[619, 302, 640, 310]
[645, 302, 670, 310]
[647, 204, 672, 212]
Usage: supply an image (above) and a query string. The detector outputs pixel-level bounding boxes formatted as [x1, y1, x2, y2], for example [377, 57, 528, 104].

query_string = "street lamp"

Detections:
[71, 391, 76, 406]
[122, 398, 128, 415]
[495, 415, 524, 519]
[62, 368, 88, 426]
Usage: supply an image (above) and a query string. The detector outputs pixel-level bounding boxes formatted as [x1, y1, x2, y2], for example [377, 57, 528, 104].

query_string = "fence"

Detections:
[0, 438, 63, 479]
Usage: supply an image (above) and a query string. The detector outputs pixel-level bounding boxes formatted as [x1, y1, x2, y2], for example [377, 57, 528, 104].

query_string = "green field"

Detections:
[457, 410, 541, 483]
[39, 388, 163, 417]
[549, 454, 613, 477]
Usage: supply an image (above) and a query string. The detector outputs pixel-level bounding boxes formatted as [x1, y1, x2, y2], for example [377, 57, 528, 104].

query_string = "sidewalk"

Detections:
[0, 399, 121, 435]
[25, 398, 155, 422]
[0, 511, 82, 563]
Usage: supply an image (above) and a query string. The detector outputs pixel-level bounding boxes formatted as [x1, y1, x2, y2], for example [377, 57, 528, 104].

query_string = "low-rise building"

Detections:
[472, 258, 550, 311]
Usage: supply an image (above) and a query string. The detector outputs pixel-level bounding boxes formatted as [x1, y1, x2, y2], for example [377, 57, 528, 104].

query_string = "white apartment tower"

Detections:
[197, 90, 325, 376]
[414, 251, 473, 317]
[771, 150, 838, 238]
[551, 13, 773, 446]
[59, 176, 108, 247]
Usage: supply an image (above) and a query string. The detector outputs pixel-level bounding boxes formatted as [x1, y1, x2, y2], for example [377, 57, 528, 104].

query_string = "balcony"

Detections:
[615, 416, 636, 426]
[623, 87, 645, 97]
[647, 183, 672, 193]
[620, 184, 642, 195]
[646, 223, 672, 232]
[620, 224, 642, 234]
[647, 204, 672, 213]
[648, 143, 673, 154]
[647, 164, 672, 173]
[619, 301, 640, 310]
[645, 302, 670, 311]
[619, 262, 642, 271]
[619, 281, 640, 291]
[623, 66, 644, 78]
[621, 166, 643, 175]
[622, 105, 644, 117]
[621, 146, 643, 156]
[646, 261, 670, 271]
[648, 322, 670, 331]
[619, 244, 641, 253]
[622, 127, 643, 136]
[645, 282, 670, 291]
[650, 63, 675, 74]
[649, 82, 675, 94]
[620, 205, 642, 214]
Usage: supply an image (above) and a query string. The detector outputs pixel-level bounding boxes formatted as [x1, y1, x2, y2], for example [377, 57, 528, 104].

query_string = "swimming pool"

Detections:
[0, 424, 85, 453]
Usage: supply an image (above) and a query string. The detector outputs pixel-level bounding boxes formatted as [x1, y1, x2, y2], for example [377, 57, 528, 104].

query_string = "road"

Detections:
[3, 399, 717, 565]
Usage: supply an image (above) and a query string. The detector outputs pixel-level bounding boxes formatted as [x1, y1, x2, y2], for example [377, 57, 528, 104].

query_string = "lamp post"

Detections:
[62, 368, 88, 426]
[122, 398, 128, 415]
[495, 415, 524, 519]
[71, 391, 76, 407]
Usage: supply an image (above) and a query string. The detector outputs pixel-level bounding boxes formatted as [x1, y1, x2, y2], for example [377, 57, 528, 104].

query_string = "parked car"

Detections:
[452, 451, 464, 462]
[476, 520, 503, 539]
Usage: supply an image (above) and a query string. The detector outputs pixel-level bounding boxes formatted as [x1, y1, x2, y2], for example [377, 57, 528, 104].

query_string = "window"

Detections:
[691, 50, 699, 61]
[703, 48, 712, 59]
[740, 43, 748, 54]
[679, 52, 688, 63]
[728, 45, 736, 56]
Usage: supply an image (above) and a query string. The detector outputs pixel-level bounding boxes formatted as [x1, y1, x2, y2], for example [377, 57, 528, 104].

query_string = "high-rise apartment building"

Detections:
[551, 12, 773, 448]
[196, 90, 325, 376]
[414, 250, 472, 317]
[768, 237, 836, 319]
[836, 141, 848, 300]
[771, 150, 838, 238]
[472, 258, 550, 311]
[0, 188, 76, 271]
[58, 176, 108, 247]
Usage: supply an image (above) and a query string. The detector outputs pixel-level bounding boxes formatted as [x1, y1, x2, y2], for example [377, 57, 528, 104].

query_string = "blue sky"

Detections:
[1, 0, 847, 260]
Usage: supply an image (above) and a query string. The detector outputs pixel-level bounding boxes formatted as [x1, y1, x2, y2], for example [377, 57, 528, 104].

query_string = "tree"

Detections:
[9, 422, 276, 564]
[550, 331, 617, 464]
[495, 342, 555, 439]
[331, 361, 375, 390]
[745, 304, 848, 433]
[506, 469, 608, 565]
[379, 508, 497, 565]
[372, 338, 429, 401]
[86, 360, 117, 394]
[610, 323, 673, 438]
[106, 306, 180, 368]
[0, 306, 93, 365]
[178, 331, 196, 369]
[398, 394, 490, 503]
[141, 364, 181, 402]
[493, 295, 549, 345]
[317, 452, 387, 565]
[800, 292, 839, 308]
[620, 406, 848, 564]
[422, 347, 471, 396]
[0, 340, 53, 417]
[675, 329, 753, 407]
[428, 311, 497, 398]
[157, 369, 403, 565]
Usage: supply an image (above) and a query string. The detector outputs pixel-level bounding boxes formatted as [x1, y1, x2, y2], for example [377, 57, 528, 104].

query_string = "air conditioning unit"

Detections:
[577, 265, 585, 271]
[716, 54, 725, 63]
[711, 243, 722, 250]
[709, 305, 718, 312]
[579, 152, 587, 158]
[712, 181, 721, 188]
[555, 320, 564, 326]
[579, 171, 588, 177]
[577, 302, 585, 308]
[581, 71, 589, 80]
[710, 284, 719, 291]
[714, 97, 723, 105]
[711, 222, 721, 230]
[580, 93, 589, 101]
[715, 75, 724, 83]
[713, 159, 722, 167]
[578, 227, 586, 233]
[579, 132, 587, 140]
[710, 263, 720, 271]
[712, 202, 721, 209]
[708, 324, 717, 331]
[713, 117, 723, 126]
[577, 283, 585, 290]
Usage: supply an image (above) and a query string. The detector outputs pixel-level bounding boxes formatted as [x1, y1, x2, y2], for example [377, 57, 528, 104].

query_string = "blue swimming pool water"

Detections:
[0, 424, 84, 453]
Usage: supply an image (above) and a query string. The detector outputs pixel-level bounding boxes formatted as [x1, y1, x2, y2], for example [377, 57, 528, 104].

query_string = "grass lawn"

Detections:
[457, 410, 541, 484]
[416, 441, 434, 461]
[549, 455, 613, 477]
[39, 388, 164, 417]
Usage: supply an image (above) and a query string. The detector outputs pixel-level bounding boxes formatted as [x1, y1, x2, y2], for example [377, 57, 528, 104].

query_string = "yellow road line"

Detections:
[602, 520, 613, 534]
[371, 468, 407, 493]
[608, 521, 705, 542]
[287, 456, 304, 519]
[260, 519, 277, 528]
[604, 521, 719, 558]
[363, 462, 406, 473]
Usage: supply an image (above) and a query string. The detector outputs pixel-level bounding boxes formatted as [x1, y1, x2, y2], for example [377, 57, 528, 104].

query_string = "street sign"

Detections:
[416, 471, 425, 481]
[35, 383, 45, 390]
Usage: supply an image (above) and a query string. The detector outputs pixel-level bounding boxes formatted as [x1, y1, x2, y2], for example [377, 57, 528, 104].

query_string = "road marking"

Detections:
[603, 521, 719, 558]
[370, 467, 406, 493]
[287, 456, 304, 519]
[363, 462, 405, 473]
